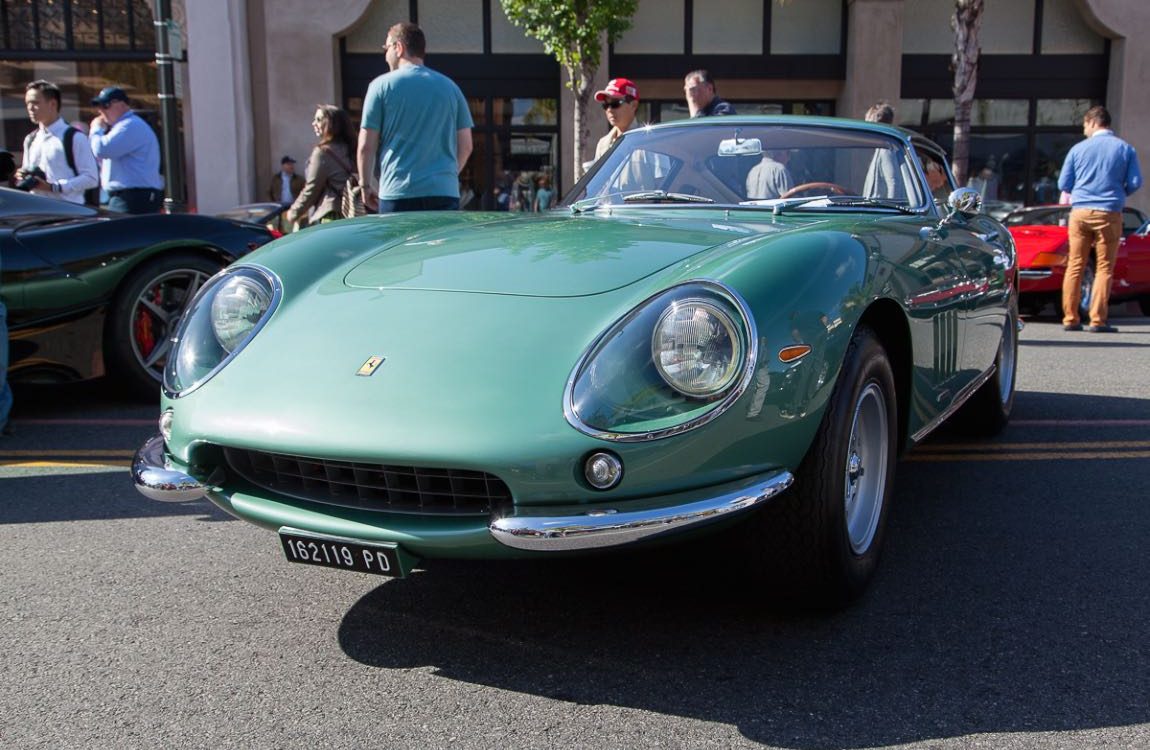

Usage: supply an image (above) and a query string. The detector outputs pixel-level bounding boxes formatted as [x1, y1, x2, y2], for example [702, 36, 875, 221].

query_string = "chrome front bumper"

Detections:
[489, 470, 794, 551]
[132, 434, 208, 503]
[133, 432, 794, 551]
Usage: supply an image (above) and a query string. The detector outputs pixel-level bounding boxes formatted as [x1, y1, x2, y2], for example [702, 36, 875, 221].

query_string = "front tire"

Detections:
[742, 325, 898, 608]
[105, 253, 222, 398]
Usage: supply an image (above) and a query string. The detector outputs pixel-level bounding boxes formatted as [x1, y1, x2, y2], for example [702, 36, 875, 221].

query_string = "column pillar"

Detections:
[838, 0, 905, 121]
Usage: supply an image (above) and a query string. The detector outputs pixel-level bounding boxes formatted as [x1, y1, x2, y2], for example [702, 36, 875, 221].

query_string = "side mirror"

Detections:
[946, 187, 982, 219]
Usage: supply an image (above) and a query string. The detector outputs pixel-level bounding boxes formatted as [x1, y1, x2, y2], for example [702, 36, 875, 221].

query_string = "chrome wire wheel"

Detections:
[128, 267, 212, 382]
[843, 381, 889, 555]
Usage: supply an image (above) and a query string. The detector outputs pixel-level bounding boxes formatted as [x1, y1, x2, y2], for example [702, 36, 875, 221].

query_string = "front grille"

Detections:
[223, 447, 510, 515]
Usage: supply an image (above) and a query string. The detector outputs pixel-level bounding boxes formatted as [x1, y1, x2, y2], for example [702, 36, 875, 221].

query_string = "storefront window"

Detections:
[493, 98, 557, 127]
[462, 97, 560, 211]
[1, 0, 155, 52]
[1036, 99, 1094, 127]
[897, 99, 926, 127]
[903, 97, 1091, 207]
[925, 131, 1030, 204]
[971, 100, 1029, 127]
[1033, 132, 1082, 203]
[643, 100, 834, 124]
[1, 60, 167, 169]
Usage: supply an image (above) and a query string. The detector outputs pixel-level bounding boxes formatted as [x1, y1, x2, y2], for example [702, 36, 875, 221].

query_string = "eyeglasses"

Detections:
[601, 99, 629, 110]
[384, 39, 398, 49]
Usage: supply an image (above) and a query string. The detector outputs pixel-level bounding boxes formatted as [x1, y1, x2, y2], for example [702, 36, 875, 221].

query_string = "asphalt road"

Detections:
[1, 311, 1148, 749]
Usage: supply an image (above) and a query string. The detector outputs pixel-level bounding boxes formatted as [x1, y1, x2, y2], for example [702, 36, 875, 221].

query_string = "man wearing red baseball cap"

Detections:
[593, 77, 640, 161]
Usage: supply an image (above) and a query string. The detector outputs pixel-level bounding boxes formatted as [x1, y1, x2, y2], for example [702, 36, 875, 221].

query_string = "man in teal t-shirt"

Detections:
[357, 22, 474, 213]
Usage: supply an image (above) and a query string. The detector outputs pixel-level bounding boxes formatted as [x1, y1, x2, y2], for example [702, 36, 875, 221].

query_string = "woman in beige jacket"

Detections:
[284, 104, 357, 227]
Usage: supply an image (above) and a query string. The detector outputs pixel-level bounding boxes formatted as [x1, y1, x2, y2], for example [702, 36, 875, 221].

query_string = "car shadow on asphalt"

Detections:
[336, 402, 1150, 747]
[0, 470, 232, 525]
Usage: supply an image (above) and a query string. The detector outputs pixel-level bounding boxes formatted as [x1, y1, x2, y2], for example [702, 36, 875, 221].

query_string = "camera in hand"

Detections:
[17, 166, 46, 191]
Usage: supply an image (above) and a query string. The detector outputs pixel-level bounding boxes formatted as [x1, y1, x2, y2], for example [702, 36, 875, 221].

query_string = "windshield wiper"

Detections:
[739, 195, 919, 216]
[621, 190, 714, 204]
[738, 195, 833, 215]
[823, 196, 919, 215]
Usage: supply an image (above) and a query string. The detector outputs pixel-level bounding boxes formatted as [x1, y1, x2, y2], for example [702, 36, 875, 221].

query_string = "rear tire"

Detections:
[950, 300, 1018, 436]
[740, 325, 897, 609]
[105, 253, 222, 398]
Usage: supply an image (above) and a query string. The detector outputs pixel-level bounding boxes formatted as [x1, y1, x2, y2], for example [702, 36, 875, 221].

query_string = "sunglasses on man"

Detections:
[601, 98, 632, 110]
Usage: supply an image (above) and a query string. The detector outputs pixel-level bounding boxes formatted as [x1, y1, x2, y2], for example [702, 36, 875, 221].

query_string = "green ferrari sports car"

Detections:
[133, 116, 1018, 607]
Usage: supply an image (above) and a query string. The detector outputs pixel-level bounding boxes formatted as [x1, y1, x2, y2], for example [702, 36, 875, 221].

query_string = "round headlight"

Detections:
[211, 274, 272, 352]
[651, 299, 742, 397]
[165, 265, 279, 397]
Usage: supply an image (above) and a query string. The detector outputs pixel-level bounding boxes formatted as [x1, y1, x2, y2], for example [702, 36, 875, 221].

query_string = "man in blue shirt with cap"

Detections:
[88, 86, 164, 214]
[1058, 105, 1143, 332]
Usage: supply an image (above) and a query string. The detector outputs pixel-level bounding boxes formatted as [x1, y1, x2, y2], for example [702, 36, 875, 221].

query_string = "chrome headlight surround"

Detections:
[564, 280, 757, 442]
[163, 265, 281, 398]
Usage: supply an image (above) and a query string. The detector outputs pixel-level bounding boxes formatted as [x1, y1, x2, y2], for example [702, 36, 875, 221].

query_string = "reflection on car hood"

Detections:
[343, 212, 796, 297]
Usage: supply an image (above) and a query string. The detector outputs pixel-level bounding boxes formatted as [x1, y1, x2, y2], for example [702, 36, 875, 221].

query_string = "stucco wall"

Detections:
[838, 0, 903, 121]
[185, 0, 256, 214]
[1077, 0, 1150, 214]
[186, 0, 371, 213]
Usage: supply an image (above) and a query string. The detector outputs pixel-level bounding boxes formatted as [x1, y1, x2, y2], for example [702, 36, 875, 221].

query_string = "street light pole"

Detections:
[153, 0, 185, 213]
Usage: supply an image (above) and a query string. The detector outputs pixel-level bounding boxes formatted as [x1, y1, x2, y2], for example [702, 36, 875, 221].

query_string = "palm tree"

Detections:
[951, 0, 983, 187]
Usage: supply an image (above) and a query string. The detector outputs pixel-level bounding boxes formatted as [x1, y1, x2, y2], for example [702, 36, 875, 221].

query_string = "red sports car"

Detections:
[1003, 205, 1150, 316]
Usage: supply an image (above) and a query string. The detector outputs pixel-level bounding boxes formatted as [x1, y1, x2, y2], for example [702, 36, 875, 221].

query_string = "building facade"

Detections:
[2, 0, 1148, 216]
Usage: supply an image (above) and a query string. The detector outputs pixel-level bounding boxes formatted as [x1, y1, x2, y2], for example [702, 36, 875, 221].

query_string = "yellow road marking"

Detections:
[0, 461, 130, 469]
[916, 440, 1150, 452]
[907, 451, 1150, 462]
[0, 449, 135, 457]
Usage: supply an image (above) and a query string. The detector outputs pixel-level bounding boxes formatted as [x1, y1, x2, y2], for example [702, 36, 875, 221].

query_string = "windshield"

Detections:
[564, 122, 930, 211]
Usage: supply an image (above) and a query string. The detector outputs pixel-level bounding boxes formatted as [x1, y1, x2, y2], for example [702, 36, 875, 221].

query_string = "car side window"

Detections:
[1122, 209, 1143, 235]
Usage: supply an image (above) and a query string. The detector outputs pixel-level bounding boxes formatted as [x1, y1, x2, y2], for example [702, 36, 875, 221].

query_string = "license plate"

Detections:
[278, 527, 407, 577]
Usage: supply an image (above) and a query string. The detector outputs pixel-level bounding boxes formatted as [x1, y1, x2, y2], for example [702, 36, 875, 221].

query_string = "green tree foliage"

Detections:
[500, 0, 638, 181]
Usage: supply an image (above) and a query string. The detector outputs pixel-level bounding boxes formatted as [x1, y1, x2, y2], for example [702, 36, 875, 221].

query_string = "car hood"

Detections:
[1008, 225, 1068, 262]
[343, 212, 793, 297]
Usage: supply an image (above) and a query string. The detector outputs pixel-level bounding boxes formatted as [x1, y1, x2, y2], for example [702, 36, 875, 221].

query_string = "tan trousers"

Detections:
[1062, 208, 1122, 327]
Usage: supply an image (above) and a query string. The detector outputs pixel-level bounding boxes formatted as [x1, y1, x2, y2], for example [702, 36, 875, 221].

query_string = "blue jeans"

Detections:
[108, 188, 164, 214]
[0, 299, 12, 429]
[377, 196, 459, 213]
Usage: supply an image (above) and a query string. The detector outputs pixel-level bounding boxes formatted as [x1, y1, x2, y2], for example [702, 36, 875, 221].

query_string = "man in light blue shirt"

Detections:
[1057, 105, 1142, 332]
[88, 87, 164, 214]
[356, 22, 473, 213]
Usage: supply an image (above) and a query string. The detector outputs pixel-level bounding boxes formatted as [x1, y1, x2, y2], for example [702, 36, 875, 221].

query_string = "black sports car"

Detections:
[2, 187, 277, 396]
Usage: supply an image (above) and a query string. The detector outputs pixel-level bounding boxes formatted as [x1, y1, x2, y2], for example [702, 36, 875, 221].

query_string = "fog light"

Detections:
[159, 409, 174, 444]
[584, 451, 623, 490]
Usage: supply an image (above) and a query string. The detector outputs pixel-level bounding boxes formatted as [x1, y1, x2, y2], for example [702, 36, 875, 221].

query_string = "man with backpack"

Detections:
[16, 79, 99, 205]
